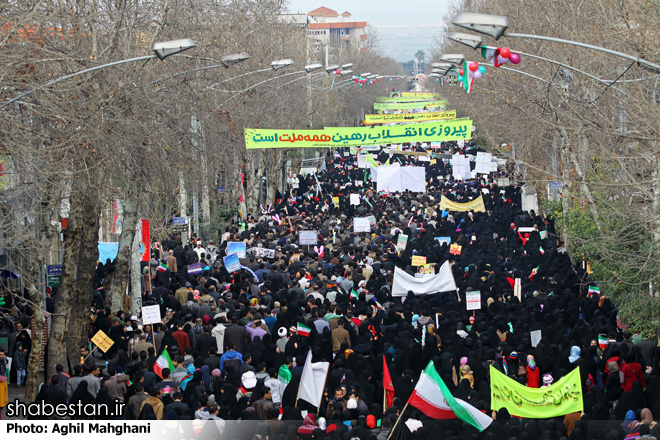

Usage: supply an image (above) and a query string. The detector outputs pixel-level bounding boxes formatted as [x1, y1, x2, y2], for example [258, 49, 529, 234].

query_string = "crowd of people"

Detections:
[22, 143, 660, 439]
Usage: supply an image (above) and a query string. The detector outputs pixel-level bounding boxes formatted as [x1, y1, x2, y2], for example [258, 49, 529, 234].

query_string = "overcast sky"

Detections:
[284, 1, 451, 62]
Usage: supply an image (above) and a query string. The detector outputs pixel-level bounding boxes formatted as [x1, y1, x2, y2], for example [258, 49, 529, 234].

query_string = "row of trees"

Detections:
[430, 1, 660, 336]
[0, 0, 403, 400]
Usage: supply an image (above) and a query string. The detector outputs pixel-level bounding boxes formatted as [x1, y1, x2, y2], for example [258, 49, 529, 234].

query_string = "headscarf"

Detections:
[527, 354, 536, 370]
[201, 365, 212, 388]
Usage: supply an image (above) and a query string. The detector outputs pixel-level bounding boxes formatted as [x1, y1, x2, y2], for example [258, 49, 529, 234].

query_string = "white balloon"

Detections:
[497, 55, 509, 65]
[473, 70, 482, 80]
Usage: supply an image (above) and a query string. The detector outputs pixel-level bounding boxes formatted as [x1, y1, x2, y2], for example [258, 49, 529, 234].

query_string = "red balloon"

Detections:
[469, 62, 479, 72]
[500, 47, 511, 58]
[459, 69, 464, 76]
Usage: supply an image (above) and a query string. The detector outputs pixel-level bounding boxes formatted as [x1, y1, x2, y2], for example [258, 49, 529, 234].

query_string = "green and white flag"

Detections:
[463, 60, 474, 94]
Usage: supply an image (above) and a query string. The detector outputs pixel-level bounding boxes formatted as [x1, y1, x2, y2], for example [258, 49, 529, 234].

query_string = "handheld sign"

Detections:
[354, 217, 371, 233]
[466, 291, 482, 310]
[224, 253, 241, 273]
[396, 234, 408, 252]
[141, 305, 162, 325]
[226, 242, 247, 259]
[411, 256, 427, 266]
[91, 330, 115, 353]
[299, 231, 318, 246]
[450, 244, 462, 255]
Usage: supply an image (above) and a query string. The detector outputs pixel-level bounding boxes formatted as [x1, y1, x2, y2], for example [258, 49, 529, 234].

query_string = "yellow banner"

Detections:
[400, 92, 436, 98]
[377, 96, 439, 102]
[245, 120, 472, 149]
[374, 100, 447, 111]
[490, 366, 584, 418]
[439, 195, 486, 213]
[364, 110, 456, 125]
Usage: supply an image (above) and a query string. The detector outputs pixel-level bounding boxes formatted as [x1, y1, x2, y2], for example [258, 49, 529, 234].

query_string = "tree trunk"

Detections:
[67, 179, 102, 366]
[104, 196, 137, 311]
[266, 150, 284, 206]
[25, 284, 44, 403]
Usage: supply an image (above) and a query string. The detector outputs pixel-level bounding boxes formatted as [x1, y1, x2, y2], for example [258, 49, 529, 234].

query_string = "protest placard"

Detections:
[141, 305, 162, 325]
[91, 330, 115, 353]
[354, 217, 371, 232]
[299, 231, 318, 245]
[466, 291, 482, 310]
[224, 253, 241, 273]
[411, 256, 427, 266]
[226, 242, 247, 258]
[396, 234, 408, 252]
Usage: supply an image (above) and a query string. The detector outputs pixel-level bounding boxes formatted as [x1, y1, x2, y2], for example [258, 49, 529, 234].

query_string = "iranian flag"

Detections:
[350, 289, 359, 300]
[588, 286, 600, 296]
[481, 47, 505, 67]
[296, 322, 311, 337]
[409, 361, 492, 431]
[598, 335, 609, 350]
[463, 60, 474, 94]
[153, 348, 174, 378]
[157, 261, 168, 272]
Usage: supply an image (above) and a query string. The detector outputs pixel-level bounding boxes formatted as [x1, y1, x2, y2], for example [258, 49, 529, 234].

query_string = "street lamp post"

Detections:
[452, 12, 660, 72]
[2, 38, 197, 107]
[146, 52, 250, 86]
[446, 32, 625, 93]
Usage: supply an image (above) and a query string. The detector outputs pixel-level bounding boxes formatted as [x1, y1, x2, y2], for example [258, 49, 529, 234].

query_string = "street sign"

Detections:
[173, 216, 186, 226]
[47, 265, 62, 287]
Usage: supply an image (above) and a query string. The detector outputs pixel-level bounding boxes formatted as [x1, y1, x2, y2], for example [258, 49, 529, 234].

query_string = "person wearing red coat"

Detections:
[526, 354, 541, 388]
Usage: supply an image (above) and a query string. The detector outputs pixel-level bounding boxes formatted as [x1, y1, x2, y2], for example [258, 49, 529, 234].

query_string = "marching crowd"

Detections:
[19, 143, 660, 439]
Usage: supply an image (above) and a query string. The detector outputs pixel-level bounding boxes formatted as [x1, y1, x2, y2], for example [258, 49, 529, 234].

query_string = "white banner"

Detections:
[376, 166, 426, 193]
[392, 261, 457, 296]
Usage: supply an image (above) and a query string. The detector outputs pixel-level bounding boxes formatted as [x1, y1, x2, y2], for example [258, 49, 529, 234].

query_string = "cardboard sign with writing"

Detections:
[299, 231, 318, 245]
[91, 330, 115, 353]
[396, 234, 408, 252]
[224, 253, 241, 273]
[450, 243, 462, 255]
[466, 291, 482, 310]
[141, 305, 162, 325]
[226, 242, 247, 259]
[411, 256, 427, 266]
[367, 215, 376, 225]
[354, 217, 371, 232]
[539, 230, 548, 240]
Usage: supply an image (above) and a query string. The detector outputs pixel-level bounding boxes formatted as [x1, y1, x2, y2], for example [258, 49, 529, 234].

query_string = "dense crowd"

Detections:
[16, 144, 660, 439]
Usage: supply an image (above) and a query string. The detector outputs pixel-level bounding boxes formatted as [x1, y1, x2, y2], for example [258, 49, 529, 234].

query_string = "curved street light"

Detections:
[146, 52, 250, 86]
[447, 32, 625, 93]
[452, 12, 660, 72]
[2, 38, 197, 107]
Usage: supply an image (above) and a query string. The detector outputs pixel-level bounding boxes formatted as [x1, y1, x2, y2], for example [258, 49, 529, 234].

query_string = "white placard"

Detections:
[141, 305, 162, 325]
[466, 291, 482, 310]
[350, 194, 361, 205]
[531, 330, 542, 347]
[299, 231, 318, 245]
[518, 227, 535, 233]
[353, 217, 371, 233]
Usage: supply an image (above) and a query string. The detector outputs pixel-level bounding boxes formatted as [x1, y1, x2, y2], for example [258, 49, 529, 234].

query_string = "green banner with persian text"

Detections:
[364, 110, 456, 125]
[490, 366, 583, 418]
[244, 119, 472, 149]
[374, 100, 447, 111]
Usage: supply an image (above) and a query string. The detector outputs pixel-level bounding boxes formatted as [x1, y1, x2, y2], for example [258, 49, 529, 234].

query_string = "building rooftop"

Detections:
[308, 6, 339, 16]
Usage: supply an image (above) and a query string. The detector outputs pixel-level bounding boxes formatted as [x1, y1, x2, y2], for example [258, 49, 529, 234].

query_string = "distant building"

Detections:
[280, 6, 368, 52]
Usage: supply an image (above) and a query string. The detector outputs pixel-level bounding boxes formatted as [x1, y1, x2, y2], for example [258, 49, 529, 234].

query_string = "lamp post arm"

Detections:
[2, 54, 156, 107]
[505, 32, 660, 73]
[206, 67, 273, 89]
[202, 70, 307, 124]
[482, 46, 625, 94]
[478, 62, 550, 84]
[260, 72, 327, 99]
